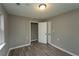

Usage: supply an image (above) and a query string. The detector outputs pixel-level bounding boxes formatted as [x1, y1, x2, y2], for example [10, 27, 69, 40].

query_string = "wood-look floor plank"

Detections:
[8, 41, 71, 56]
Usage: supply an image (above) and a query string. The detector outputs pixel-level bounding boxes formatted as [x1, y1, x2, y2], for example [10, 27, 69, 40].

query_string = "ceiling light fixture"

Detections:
[39, 4, 47, 10]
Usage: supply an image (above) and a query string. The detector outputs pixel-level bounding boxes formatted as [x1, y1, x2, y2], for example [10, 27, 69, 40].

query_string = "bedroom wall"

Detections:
[8, 15, 38, 48]
[49, 8, 79, 55]
[8, 15, 30, 48]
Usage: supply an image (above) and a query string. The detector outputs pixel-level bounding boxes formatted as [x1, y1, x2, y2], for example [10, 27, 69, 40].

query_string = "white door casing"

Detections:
[47, 21, 52, 44]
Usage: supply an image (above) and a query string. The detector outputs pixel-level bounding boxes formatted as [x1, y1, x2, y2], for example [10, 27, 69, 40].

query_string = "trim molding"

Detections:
[7, 43, 31, 56]
[49, 42, 77, 56]
[10, 43, 31, 50]
[7, 49, 10, 56]
[0, 43, 6, 50]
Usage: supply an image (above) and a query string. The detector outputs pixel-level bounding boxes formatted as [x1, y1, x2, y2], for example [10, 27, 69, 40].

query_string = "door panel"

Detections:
[38, 22, 47, 44]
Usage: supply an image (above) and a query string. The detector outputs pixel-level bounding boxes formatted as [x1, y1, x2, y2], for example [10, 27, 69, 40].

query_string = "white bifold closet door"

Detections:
[38, 22, 47, 44]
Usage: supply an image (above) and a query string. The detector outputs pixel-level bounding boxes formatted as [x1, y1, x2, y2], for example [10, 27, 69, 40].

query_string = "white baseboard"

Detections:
[10, 43, 31, 50]
[0, 43, 6, 50]
[49, 42, 77, 56]
[7, 49, 10, 56]
[7, 43, 31, 56]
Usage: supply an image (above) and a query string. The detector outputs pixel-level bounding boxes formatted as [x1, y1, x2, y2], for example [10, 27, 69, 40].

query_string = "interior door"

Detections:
[47, 21, 52, 44]
[38, 22, 47, 44]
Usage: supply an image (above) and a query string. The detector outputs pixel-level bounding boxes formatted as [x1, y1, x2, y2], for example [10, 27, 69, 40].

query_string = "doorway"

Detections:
[31, 22, 38, 42]
[30, 21, 51, 44]
[38, 22, 52, 44]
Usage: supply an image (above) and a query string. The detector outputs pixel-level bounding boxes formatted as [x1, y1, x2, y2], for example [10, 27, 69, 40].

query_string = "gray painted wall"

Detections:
[0, 4, 9, 56]
[31, 23, 38, 41]
[8, 15, 31, 48]
[49, 9, 79, 55]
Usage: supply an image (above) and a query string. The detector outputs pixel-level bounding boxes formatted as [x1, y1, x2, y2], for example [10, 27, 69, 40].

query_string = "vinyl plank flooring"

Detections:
[8, 41, 71, 56]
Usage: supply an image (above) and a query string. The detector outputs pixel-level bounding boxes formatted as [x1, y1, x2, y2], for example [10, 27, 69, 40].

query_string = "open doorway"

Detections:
[31, 22, 38, 42]
[30, 21, 51, 44]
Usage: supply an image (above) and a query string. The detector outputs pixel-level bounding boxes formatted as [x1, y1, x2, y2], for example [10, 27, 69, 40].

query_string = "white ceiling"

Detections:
[3, 3, 79, 19]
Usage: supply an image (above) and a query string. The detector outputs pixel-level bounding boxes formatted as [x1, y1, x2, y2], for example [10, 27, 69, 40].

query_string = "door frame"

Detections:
[47, 21, 52, 44]
[29, 21, 39, 44]
[29, 21, 52, 44]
